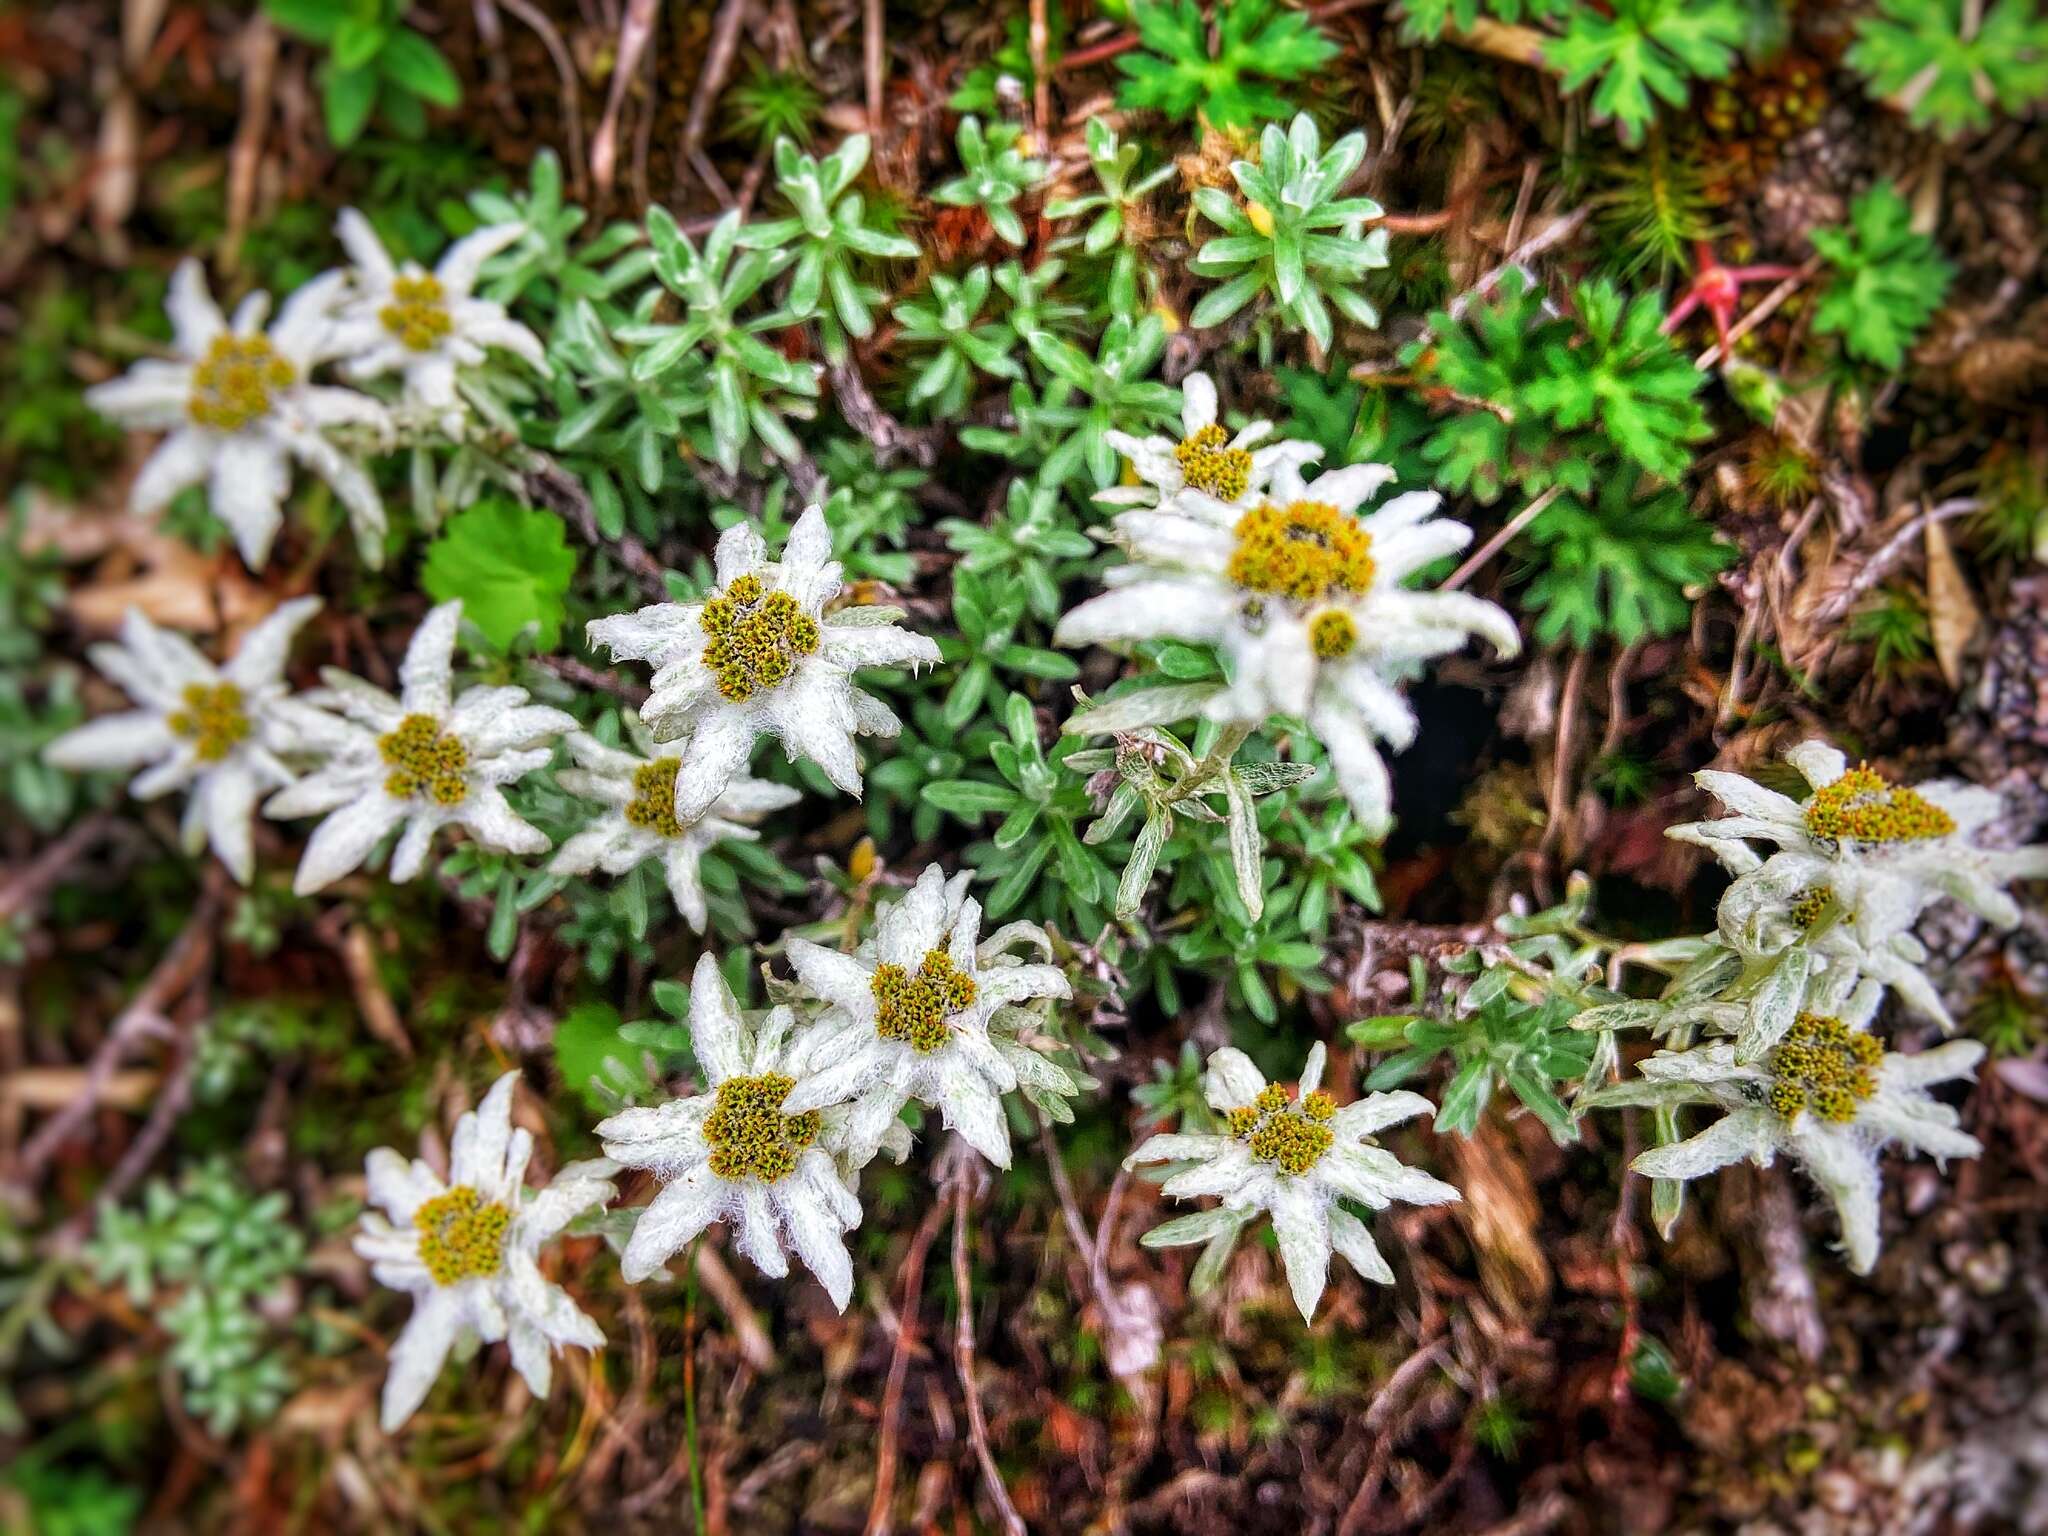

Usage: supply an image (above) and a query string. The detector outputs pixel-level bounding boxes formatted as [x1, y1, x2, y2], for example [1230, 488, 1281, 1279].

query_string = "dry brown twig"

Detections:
[496, 0, 587, 202]
[863, 1196, 951, 1536]
[951, 1162, 1028, 1536]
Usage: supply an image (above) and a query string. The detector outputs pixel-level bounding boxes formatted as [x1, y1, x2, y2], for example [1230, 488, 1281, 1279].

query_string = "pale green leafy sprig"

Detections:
[932, 116, 1046, 248]
[1188, 114, 1388, 352]
[987, 311, 1182, 490]
[466, 147, 652, 317]
[1044, 119, 1175, 313]
[993, 258, 1087, 347]
[1847, 0, 2048, 139]
[738, 134, 920, 362]
[893, 266, 1023, 416]
[1811, 183, 1955, 370]
[617, 207, 821, 473]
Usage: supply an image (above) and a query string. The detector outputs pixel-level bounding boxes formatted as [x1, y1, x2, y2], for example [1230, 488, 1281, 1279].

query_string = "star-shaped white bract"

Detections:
[44, 599, 323, 882]
[1604, 993, 1984, 1275]
[596, 954, 885, 1309]
[1056, 459, 1520, 834]
[782, 864, 1072, 1170]
[355, 1071, 616, 1432]
[586, 505, 940, 821]
[548, 730, 801, 932]
[1093, 370, 1321, 517]
[85, 259, 389, 570]
[328, 209, 549, 436]
[1671, 740, 2048, 956]
[1124, 1043, 1460, 1321]
[263, 600, 574, 894]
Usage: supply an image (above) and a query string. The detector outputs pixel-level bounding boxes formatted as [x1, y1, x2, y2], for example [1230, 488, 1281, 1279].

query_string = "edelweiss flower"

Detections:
[1124, 1043, 1459, 1321]
[1671, 740, 2048, 954]
[264, 600, 574, 894]
[1094, 370, 1320, 516]
[355, 1071, 616, 1431]
[549, 730, 801, 932]
[586, 506, 939, 820]
[1056, 460, 1519, 833]
[596, 955, 893, 1308]
[328, 209, 549, 435]
[85, 259, 389, 570]
[45, 600, 323, 882]
[1605, 1001, 1984, 1275]
[782, 864, 1073, 1169]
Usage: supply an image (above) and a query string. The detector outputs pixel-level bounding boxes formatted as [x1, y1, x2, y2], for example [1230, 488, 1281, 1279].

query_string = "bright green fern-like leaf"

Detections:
[1521, 476, 1730, 647]
[1847, 0, 2048, 138]
[1116, 0, 1339, 129]
[1545, 0, 1746, 146]
[1810, 183, 1954, 369]
[1524, 280, 1710, 484]
[420, 498, 579, 651]
[1396, 0, 1569, 44]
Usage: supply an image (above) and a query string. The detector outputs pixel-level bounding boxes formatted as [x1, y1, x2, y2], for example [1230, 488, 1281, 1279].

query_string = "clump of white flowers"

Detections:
[88, 261, 390, 570]
[1057, 372, 1519, 837]
[46, 600, 323, 883]
[1574, 739, 2029, 1272]
[1126, 1042, 1458, 1321]
[357, 1073, 615, 1430]
[265, 599, 573, 894]
[327, 208, 550, 436]
[587, 503, 940, 820]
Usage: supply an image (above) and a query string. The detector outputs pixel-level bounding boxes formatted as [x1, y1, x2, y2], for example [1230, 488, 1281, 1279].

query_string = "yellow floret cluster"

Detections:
[379, 712, 470, 805]
[699, 573, 821, 703]
[1226, 501, 1377, 606]
[1802, 765, 1956, 846]
[414, 1184, 512, 1285]
[1309, 609, 1359, 660]
[624, 757, 684, 838]
[167, 681, 251, 763]
[1766, 1012, 1882, 1124]
[380, 273, 454, 352]
[1173, 423, 1252, 502]
[871, 948, 978, 1054]
[702, 1071, 822, 1182]
[1229, 1081, 1337, 1175]
[187, 333, 295, 432]
[1788, 885, 1835, 929]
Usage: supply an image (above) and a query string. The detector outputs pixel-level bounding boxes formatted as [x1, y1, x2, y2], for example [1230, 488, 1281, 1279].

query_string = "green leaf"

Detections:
[553, 1002, 654, 1112]
[419, 498, 579, 651]
[921, 780, 1022, 818]
[1847, 0, 2048, 138]
[379, 29, 463, 108]
[263, 0, 345, 43]
[1810, 183, 1953, 369]
[1545, 0, 1744, 145]
[322, 63, 379, 148]
[1115, 0, 1337, 128]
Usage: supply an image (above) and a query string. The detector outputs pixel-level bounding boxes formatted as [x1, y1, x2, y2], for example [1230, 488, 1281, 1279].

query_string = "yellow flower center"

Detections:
[380, 273, 454, 352]
[624, 757, 684, 838]
[698, 573, 821, 703]
[1789, 885, 1835, 929]
[1309, 609, 1358, 659]
[1766, 1012, 1882, 1124]
[871, 948, 979, 1054]
[167, 681, 251, 763]
[702, 1072, 822, 1182]
[187, 333, 295, 432]
[378, 713, 470, 805]
[1802, 765, 1956, 846]
[1226, 501, 1377, 607]
[414, 1184, 511, 1285]
[1173, 423, 1252, 502]
[1229, 1082, 1336, 1175]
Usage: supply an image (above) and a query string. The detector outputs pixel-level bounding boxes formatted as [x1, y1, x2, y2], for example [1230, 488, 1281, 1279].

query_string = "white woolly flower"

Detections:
[355, 1071, 616, 1432]
[586, 505, 940, 820]
[1601, 990, 1984, 1275]
[1094, 370, 1320, 516]
[1670, 740, 2048, 957]
[327, 209, 549, 435]
[1124, 1043, 1459, 1322]
[549, 730, 801, 932]
[781, 865, 1073, 1169]
[44, 600, 323, 882]
[264, 600, 574, 894]
[596, 954, 899, 1309]
[85, 258, 389, 570]
[1056, 459, 1520, 834]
